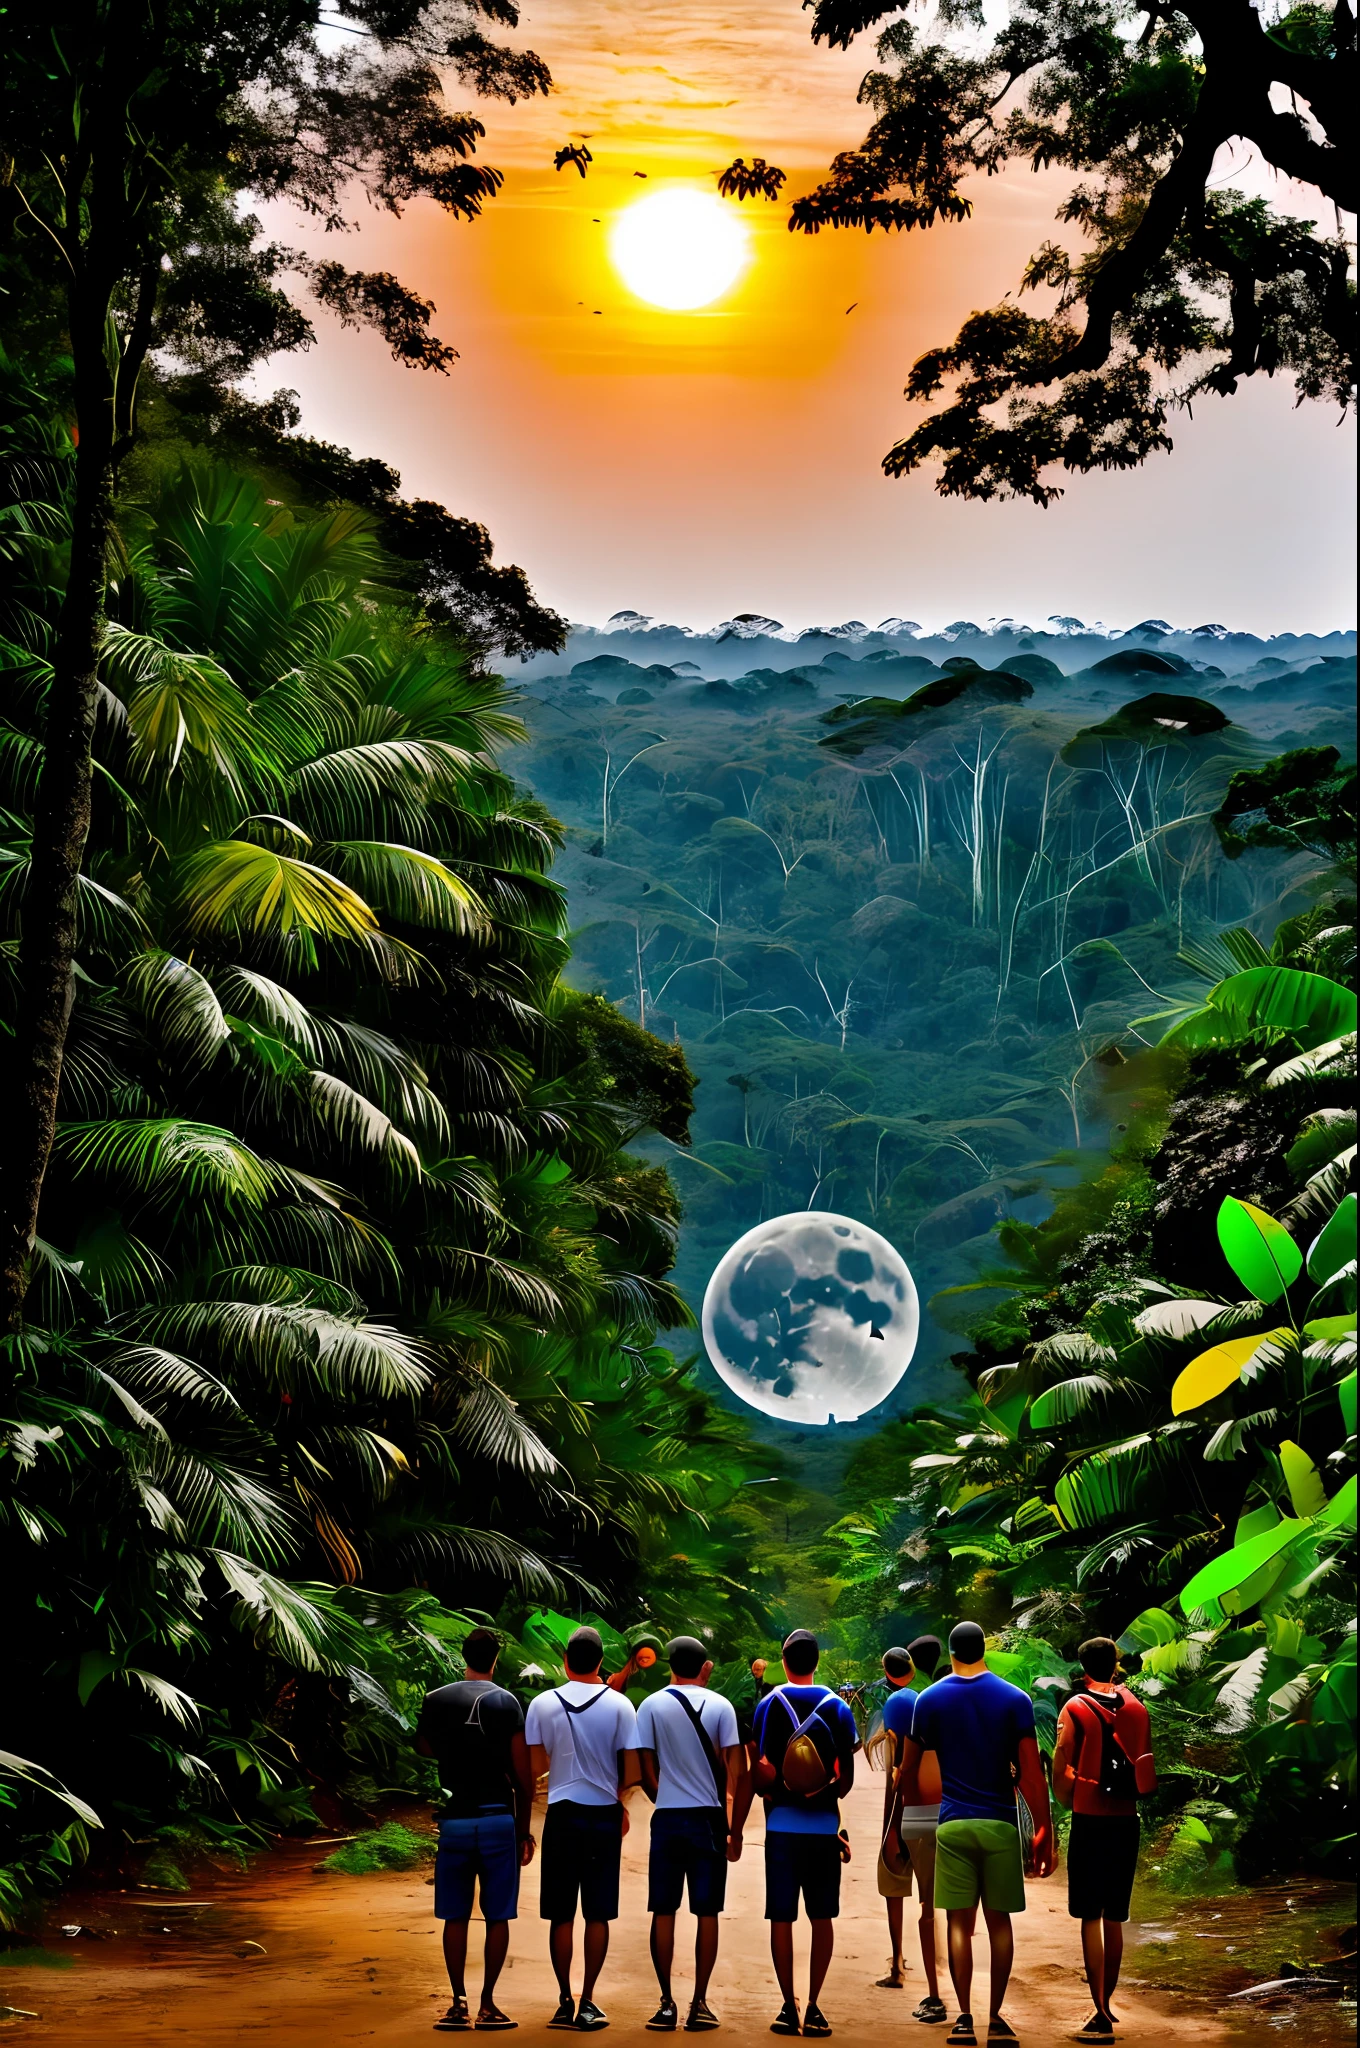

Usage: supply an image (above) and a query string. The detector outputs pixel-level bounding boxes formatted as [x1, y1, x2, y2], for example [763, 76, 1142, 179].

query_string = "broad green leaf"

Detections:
[1278, 1440, 1328, 1519]
[1204, 966, 1355, 1048]
[1028, 1375, 1115, 1428]
[1178, 1515, 1307, 1612]
[1116, 1606, 1181, 1653]
[1287, 1109, 1357, 1179]
[77, 1650, 119, 1706]
[1304, 1313, 1358, 1341]
[1338, 1370, 1357, 1437]
[1234, 1500, 1281, 1545]
[1308, 1193, 1357, 1285]
[1171, 1327, 1289, 1414]
[1217, 1197, 1301, 1303]
[1320, 1474, 1356, 1530]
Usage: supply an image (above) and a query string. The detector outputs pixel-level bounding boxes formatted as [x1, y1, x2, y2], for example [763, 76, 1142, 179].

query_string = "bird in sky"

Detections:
[845, 302, 859, 314]
[633, 170, 648, 178]
[554, 143, 593, 178]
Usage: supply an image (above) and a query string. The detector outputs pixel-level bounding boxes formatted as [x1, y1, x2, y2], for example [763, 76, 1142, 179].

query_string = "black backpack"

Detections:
[1072, 1691, 1140, 1801]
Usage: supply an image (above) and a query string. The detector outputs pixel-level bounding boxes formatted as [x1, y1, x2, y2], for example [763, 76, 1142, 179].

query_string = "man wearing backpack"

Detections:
[525, 1625, 641, 2032]
[894, 1621, 1056, 2046]
[416, 1627, 537, 2033]
[1053, 1637, 1156, 2042]
[634, 1636, 754, 2033]
[749, 1629, 859, 2039]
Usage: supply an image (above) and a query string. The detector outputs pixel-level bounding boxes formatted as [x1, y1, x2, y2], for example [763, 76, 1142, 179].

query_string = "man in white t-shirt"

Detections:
[525, 1626, 640, 2032]
[634, 1635, 752, 2034]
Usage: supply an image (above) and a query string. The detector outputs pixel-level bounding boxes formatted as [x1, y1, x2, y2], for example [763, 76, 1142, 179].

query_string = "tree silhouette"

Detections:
[792, 0, 1354, 504]
[717, 157, 788, 201]
[554, 143, 594, 178]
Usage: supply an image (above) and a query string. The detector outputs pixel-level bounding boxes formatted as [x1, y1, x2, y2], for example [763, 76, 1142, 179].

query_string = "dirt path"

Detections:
[2, 1780, 1241, 2045]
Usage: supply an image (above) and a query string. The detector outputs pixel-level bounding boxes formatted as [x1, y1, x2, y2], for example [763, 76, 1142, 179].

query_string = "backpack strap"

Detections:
[560, 1685, 613, 1719]
[666, 1688, 729, 1813]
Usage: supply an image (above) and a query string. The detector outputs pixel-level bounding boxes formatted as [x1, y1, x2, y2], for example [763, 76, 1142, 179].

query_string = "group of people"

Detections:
[414, 1619, 1155, 2040]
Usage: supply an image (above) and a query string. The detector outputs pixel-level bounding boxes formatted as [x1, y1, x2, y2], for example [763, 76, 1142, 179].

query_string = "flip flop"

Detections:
[770, 2001, 802, 2036]
[475, 2012, 517, 2032]
[803, 2006, 833, 2038]
[914, 1999, 948, 2025]
[646, 2001, 678, 2033]
[547, 1997, 578, 2031]
[685, 2001, 720, 2032]
[435, 1999, 472, 2033]
[988, 2022, 1018, 2042]
[947, 2019, 977, 2046]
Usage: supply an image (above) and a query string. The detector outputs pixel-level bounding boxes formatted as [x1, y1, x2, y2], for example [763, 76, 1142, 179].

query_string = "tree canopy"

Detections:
[788, 0, 1354, 502]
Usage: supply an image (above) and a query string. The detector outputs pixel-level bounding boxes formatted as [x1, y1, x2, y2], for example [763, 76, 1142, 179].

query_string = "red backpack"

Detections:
[1069, 1687, 1156, 1800]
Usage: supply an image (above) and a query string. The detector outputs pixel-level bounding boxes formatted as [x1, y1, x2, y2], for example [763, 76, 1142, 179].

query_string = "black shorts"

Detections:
[539, 1800, 624, 1923]
[1067, 1814, 1140, 1923]
[648, 1808, 728, 1917]
[764, 1831, 841, 1923]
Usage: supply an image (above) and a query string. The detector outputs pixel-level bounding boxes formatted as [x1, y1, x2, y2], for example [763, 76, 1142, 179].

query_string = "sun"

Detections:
[610, 187, 750, 312]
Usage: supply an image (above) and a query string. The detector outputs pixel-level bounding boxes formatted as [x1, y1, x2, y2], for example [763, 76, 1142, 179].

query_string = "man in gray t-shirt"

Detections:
[634, 1635, 752, 2033]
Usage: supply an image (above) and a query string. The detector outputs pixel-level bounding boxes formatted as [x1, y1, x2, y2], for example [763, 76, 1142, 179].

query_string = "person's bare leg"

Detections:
[808, 1919, 835, 2006]
[981, 1909, 1014, 2020]
[549, 1920, 574, 2001]
[443, 1919, 469, 1996]
[947, 1908, 977, 2017]
[651, 1914, 676, 2000]
[918, 1904, 942, 2001]
[770, 1921, 797, 2005]
[693, 1916, 719, 2004]
[1080, 1920, 1105, 2015]
[879, 1896, 905, 1985]
[581, 1919, 610, 2004]
[479, 1921, 510, 2017]
[1103, 1920, 1124, 2013]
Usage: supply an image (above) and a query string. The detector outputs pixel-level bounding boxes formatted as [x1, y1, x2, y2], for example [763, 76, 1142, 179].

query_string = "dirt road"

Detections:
[2, 1779, 1238, 2045]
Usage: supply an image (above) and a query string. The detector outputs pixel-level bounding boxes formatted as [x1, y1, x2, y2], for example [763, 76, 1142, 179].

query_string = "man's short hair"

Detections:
[462, 1627, 500, 1671]
[666, 1635, 708, 1680]
[782, 1628, 820, 1676]
[907, 1634, 942, 1679]
[1078, 1636, 1120, 1683]
[565, 1625, 605, 1675]
[882, 1646, 914, 1680]
[949, 1621, 986, 1664]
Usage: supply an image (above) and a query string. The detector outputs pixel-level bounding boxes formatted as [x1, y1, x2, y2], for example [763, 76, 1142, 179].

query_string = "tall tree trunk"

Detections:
[0, 282, 117, 1333]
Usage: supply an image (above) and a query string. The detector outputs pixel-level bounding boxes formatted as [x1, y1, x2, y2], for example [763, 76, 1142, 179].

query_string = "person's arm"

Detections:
[1052, 1707, 1077, 1811]
[529, 1742, 550, 1783]
[881, 1729, 899, 1830]
[639, 1748, 660, 1802]
[508, 1730, 537, 1864]
[896, 1731, 926, 1808]
[1017, 1733, 1056, 1876]
[837, 1703, 856, 1799]
[726, 1742, 753, 1860]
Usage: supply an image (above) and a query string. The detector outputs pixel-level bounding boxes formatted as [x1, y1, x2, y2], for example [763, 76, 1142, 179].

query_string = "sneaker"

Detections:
[947, 2019, 976, 2046]
[685, 2002, 720, 2032]
[803, 2005, 833, 2038]
[575, 2001, 609, 2032]
[647, 2000, 678, 2032]
[914, 1999, 948, 2026]
[548, 1996, 577, 2030]
[770, 2001, 801, 2037]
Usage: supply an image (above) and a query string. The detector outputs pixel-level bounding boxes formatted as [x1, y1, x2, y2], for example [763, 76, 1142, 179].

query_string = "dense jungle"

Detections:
[0, 2, 1355, 2018]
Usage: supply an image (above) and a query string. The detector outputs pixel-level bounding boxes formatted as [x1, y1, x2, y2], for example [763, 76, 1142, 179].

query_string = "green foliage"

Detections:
[320, 1822, 434, 1876]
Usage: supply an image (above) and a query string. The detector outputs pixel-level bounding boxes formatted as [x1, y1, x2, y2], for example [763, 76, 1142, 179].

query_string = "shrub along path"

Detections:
[2, 1778, 1238, 2044]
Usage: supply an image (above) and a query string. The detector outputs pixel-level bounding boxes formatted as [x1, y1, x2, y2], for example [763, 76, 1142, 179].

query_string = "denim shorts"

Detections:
[434, 1806, 520, 1922]
[648, 1807, 728, 1917]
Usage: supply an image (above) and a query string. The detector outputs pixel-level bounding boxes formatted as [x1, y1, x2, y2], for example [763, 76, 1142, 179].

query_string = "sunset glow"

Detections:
[610, 187, 750, 310]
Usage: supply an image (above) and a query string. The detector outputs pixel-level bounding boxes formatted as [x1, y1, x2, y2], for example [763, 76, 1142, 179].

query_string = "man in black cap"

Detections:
[525, 1625, 640, 2031]
[749, 1629, 859, 2038]
[895, 1622, 1056, 2045]
[634, 1636, 752, 2032]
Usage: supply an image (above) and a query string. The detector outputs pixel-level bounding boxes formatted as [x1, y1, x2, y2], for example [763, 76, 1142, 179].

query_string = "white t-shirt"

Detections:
[634, 1686, 739, 1811]
[524, 1682, 638, 1806]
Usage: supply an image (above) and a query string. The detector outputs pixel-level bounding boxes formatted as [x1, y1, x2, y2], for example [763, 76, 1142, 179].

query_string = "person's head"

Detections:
[948, 1620, 987, 1673]
[462, 1626, 500, 1676]
[565, 1625, 604, 1677]
[1078, 1636, 1121, 1685]
[907, 1634, 942, 1681]
[882, 1646, 914, 1688]
[781, 1628, 820, 1679]
[666, 1635, 714, 1685]
[751, 1657, 767, 1681]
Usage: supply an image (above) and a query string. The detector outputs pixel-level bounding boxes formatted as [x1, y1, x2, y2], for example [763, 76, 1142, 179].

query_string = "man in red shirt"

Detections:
[1053, 1637, 1156, 2041]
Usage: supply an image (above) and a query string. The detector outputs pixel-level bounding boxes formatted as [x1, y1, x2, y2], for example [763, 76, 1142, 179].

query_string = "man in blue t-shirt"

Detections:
[749, 1629, 859, 2039]
[897, 1622, 1055, 2046]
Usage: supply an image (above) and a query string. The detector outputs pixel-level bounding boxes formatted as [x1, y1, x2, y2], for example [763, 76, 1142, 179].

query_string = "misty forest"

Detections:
[0, 0, 1356, 2036]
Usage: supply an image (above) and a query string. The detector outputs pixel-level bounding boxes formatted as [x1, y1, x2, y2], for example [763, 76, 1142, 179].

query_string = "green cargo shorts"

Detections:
[933, 1817, 1026, 1914]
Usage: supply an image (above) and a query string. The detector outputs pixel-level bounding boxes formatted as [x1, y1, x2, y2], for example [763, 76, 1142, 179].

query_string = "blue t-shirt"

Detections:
[881, 1683, 917, 1754]
[909, 1671, 1035, 1827]
[751, 1684, 858, 1835]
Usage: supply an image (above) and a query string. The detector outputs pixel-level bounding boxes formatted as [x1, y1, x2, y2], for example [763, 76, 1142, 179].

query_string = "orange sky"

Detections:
[268, 3, 1357, 635]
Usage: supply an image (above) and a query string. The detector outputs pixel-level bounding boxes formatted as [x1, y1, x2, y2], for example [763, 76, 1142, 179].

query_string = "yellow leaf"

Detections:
[1278, 1440, 1328, 1519]
[1170, 1329, 1289, 1415]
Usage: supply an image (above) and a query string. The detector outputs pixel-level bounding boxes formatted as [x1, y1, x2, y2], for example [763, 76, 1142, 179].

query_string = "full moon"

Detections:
[702, 1212, 920, 1426]
[610, 188, 749, 311]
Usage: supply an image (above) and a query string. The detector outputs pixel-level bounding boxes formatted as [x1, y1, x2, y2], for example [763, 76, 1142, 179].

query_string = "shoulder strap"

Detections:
[667, 1688, 728, 1807]
[560, 1685, 613, 1720]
